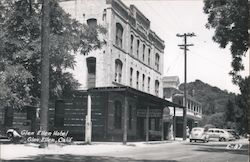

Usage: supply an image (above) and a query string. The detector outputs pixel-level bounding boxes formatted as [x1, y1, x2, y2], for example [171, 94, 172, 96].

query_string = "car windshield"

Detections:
[227, 131, 236, 135]
[192, 128, 202, 132]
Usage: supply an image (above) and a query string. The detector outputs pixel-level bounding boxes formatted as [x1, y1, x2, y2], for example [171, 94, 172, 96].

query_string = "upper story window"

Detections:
[130, 35, 134, 55]
[114, 101, 122, 129]
[136, 39, 140, 59]
[148, 77, 151, 92]
[115, 59, 123, 83]
[116, 23, 123, 48]
[86, 57, 96, 88]
[155, 53, 160, 71]
[130, 67, 133, 86]
[142, 74, 145, 91]
[136, 71, 139, 89]
[148, 48, 151, 66]
[142, 44, 145, 62]
[102, 9, 107, 21]
[87, 18, 97, 29]
[155, 80, 159, 96]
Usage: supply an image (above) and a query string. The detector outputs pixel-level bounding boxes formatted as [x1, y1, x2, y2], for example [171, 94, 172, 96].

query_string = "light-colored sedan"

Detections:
[190, 127, 209, 143]
[207, 128, 235, 141]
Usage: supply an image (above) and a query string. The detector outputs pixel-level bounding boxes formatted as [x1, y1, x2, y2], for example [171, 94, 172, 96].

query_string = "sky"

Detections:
[123, 0, 249, 94]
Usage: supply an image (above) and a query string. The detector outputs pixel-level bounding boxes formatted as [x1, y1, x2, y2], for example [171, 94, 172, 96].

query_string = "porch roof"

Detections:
[87, 86, 184, 108]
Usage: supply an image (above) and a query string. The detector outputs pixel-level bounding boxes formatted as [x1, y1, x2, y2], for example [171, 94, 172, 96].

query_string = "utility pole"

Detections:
[177, 33, 195, 140]
[40, 0, 50, 133]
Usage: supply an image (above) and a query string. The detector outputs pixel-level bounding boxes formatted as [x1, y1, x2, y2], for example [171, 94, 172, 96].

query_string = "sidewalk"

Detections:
[73, 137, 188, 146]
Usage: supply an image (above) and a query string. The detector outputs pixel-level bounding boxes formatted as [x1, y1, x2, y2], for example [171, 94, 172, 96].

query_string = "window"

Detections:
[136, 71, 139, 89]
[87, 18, 97, 29]
[148, 48, 151, 65]
[116, 23, 123, 48]
[155, 53, 160, 71]
[87, 57, 96, 88]
[130, 35, 134, 55]
[102, 9, 107, 21]
[114, 101, 122, 129]
[130, 67, 133, 86]
[115, 59, 123, 83]
[142, 74, 145, 91]
[87, 19, 97, 36]
[147, 77, 150, 92]
[129, 105, 133, 129]
[142, 44, 145, 61]
[136, 39, 140, 58]
[155, 80, 159, 96]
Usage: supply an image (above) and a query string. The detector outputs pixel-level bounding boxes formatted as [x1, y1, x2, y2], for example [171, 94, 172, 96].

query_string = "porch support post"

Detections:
[146, 106, 149, 142]
[161, 108, 164, 141]
[173, 107, 176, 141]
[123, 92, 128, 145]
[85, 94, 92, 144]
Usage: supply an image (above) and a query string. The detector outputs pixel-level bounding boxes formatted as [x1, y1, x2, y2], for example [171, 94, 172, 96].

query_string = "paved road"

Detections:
[0, 139, 249, 162]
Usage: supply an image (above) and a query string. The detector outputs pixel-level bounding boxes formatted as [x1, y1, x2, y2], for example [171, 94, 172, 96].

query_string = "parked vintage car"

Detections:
[207, 128, 235, 141]
[189, 127, 209, 143]
[6, 128, 22, 142]
[224, 129, 240, 139]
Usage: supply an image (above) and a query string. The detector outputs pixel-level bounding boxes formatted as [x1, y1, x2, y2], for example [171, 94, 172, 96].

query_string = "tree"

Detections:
[203, 0, 249, 84]
[207, 112, 226, 128]
[238, 76, 250, 134]
[0, 0, 106, 109]
[224, 99, 235, 122]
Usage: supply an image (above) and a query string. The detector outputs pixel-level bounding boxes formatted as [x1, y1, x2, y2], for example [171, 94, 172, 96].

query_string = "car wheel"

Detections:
[219, 137, 226, 141]
[7, 132, 14, 141]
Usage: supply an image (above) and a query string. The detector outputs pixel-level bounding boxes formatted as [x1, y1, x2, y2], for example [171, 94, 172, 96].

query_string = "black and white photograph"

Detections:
[0, 0, 249, 161]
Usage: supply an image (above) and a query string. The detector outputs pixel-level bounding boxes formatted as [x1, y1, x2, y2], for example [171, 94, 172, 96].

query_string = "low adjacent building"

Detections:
[163, 76, 202, 138]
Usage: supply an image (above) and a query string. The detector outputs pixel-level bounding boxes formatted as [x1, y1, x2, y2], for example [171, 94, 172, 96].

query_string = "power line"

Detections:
[165, 52, 183, 74]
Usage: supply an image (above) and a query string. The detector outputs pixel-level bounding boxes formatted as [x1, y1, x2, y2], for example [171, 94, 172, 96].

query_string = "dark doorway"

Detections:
[137, 117, 145, 140]
[163, 122, 169, 140]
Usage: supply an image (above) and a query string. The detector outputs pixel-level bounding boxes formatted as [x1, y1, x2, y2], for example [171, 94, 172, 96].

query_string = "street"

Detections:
[0, 139, 249, 162]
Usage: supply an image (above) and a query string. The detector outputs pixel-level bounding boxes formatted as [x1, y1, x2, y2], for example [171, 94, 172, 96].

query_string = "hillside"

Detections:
[179, 79, 236, 115]
[179, 80, 245, 131]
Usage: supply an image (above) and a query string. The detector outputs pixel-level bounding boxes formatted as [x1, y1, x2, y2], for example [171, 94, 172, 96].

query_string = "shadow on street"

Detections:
[2, 154, 179, 162]
[194, 147, 248, 156]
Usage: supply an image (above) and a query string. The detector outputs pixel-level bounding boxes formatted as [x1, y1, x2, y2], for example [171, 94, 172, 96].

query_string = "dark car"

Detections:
[6, 128, 22, 142]
[225, 129, 240, 139]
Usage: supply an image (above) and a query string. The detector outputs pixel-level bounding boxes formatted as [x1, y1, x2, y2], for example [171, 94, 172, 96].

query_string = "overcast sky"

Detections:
[123, 0, 249, 94]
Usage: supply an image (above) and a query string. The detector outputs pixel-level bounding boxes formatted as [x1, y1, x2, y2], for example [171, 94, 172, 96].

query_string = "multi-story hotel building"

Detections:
[61, 0, 164, 97]
[53, 0, 182, 142]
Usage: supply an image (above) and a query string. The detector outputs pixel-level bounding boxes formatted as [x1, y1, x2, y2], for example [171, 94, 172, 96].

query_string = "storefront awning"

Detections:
[87, 86, 184, 108]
